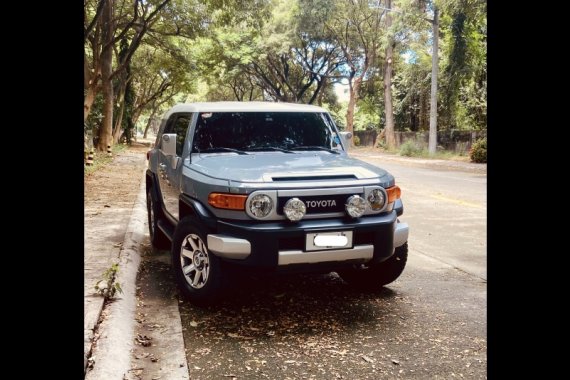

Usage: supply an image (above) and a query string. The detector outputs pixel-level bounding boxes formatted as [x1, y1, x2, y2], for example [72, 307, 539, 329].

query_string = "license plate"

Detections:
[305, 231, 353, 251]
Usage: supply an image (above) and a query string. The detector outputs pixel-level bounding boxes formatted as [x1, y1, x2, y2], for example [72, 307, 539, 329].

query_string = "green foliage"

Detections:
[387, 0, 487, 133]
[84, 0, 486, 144]
[188, 0, 347, 104]
[85, 93, 104, 146]
[438, 0, 487, 131]
[469, 137, 487, 163]
[399, 140, 423, 157]
[353, 135, 361, 146]
[354, 96, 381, 131]
[94, 263, 123, 299]
[328, 101, 348, 129]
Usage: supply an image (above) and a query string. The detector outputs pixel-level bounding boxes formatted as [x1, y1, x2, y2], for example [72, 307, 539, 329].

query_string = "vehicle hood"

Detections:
[188, 152, 391, 183]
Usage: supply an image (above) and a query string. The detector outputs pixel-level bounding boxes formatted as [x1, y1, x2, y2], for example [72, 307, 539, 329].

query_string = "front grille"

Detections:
[277, 194, 356, 215]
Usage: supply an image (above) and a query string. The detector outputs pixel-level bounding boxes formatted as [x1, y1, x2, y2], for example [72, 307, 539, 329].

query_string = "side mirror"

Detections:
[338, 132, 353, 150]
[161, 133, 177, 157]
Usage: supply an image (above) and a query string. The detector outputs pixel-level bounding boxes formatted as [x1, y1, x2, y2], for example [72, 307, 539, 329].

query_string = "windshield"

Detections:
[192, 112, 341, 153]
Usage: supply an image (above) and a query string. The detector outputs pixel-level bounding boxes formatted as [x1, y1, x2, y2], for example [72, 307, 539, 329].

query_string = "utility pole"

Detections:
[383, 0, 396, 149]
[428, 5, 439, 155]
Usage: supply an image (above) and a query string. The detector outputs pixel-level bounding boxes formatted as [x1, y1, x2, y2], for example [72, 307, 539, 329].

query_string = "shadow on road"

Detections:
[140, 248, 486, 379]
[182, 270, 399, 337]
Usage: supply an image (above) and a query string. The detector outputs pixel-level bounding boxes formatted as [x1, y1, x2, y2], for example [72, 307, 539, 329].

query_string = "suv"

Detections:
[146, 102, 409, 304]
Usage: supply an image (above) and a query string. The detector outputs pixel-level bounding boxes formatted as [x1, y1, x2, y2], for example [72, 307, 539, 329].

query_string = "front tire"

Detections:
[338, 242, 408, 290]
[171, 217, 224, 305]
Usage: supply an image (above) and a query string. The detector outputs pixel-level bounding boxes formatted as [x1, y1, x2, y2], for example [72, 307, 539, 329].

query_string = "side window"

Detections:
[164, 113, 192, 156]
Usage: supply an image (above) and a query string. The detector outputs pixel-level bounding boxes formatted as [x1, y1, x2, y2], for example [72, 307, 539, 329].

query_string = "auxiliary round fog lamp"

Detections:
[283, 197, 306, 221]
[345, 195, 366, 218]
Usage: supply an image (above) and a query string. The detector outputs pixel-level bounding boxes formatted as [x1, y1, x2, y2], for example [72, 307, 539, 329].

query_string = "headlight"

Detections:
[248, 193, 273, 218]
[345, 195, 366, 218]
[367, 188, 386, 211]
[283, 198, 306, 222]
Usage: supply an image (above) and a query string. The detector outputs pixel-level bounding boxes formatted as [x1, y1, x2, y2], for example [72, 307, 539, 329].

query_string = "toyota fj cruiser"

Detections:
[146, 102, 409, 304]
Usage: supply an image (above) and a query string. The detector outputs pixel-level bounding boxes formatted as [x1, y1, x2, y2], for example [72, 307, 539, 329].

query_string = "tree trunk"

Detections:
[131, 107, 143, 133]
[383, 60, 395, 146]
[346, 83, 355, 133]
[316, 78, 327, 106]
[383, 0, 396, 149]
[143, 110, 156, 139]
[112, 107, 124, 143]
[113, 83, 126, 144]
[428, 6, 439, 155]
[346, 74, 361, 146]
[97, 0, 114, 152]
[84, 84, 97, 123]
[84, 46, 100, 123]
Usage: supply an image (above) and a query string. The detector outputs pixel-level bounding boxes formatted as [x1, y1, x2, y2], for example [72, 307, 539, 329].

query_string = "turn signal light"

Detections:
[386, 185, 401, 203]
[208, 193, 247, 210]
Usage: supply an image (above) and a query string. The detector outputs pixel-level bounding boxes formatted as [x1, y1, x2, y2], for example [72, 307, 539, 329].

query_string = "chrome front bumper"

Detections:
[207, 221, 409, 264]
[394, 222, 409, 248]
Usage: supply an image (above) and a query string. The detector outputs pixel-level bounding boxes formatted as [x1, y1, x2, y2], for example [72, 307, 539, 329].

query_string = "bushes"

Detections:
[399, 140, 423, 157]
[353, 134, 361, 146]
[469, 137, 487, 163]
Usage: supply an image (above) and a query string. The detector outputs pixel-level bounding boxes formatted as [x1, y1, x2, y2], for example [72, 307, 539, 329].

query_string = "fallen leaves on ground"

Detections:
[136, 334, 152, 347]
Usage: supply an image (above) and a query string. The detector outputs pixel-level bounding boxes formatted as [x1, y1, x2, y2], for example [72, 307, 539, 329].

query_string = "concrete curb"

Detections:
[84, 289, 105, 371]
[85, 171, 146, 380]
[85, 169, 190, 380]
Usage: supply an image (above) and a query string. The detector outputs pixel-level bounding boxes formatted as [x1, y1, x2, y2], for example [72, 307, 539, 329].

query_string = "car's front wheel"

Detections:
[171, 217, 224, 305]
[338, 242, 408, 290]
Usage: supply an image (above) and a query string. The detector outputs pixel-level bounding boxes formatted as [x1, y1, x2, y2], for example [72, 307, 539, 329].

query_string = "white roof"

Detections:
[164, 101, 328, 116]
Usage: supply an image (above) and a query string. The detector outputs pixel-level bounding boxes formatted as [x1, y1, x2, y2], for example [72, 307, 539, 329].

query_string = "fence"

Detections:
[354, 129, 486, 153]
[353, 130, 377, 146]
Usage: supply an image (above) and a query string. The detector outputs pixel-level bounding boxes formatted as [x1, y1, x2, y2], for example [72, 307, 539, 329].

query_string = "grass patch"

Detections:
[84, 143, 128, 176]
[396, 140, 469, 161]
[399, 140, 422, 157]
[407, 149, 469, 161]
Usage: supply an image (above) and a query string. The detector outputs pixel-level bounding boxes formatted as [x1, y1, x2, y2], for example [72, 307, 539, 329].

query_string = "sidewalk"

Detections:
[84, 140, 189, 380]
[84, 143, 149, 373]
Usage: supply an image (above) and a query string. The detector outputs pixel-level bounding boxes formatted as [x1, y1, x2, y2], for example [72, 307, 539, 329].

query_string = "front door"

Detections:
[157, 113, 192, 221]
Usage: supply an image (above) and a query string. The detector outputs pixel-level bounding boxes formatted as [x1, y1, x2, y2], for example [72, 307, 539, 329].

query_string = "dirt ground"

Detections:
[84, 142, 151, 372]
[84, 143, 150, 281]
[84, 143, 149, 196]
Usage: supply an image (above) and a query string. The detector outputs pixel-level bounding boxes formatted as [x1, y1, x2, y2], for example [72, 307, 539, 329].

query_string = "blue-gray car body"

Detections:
[146, 101, 409, 273]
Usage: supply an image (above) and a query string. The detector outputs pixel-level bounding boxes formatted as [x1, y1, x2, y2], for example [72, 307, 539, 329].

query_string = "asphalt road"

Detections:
[355, 155, 487, 281]
[175, 157, 487, 379]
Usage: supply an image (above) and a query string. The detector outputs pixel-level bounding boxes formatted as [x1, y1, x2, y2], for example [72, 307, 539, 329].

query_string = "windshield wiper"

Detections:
[247, 146, 294, 153]
[290, 146, 340, 154]
[198, 147, 249, 155]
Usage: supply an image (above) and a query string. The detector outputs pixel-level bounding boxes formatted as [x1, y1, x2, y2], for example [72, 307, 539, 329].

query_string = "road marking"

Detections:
[430, 193, 484, 209]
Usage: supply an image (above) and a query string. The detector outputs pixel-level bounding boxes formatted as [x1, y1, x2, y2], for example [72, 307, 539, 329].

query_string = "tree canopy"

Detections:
[84, 0, 487, 150]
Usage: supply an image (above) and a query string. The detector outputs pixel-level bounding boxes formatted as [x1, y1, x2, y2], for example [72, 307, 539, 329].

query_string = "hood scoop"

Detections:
[271, 174, 357, 182]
